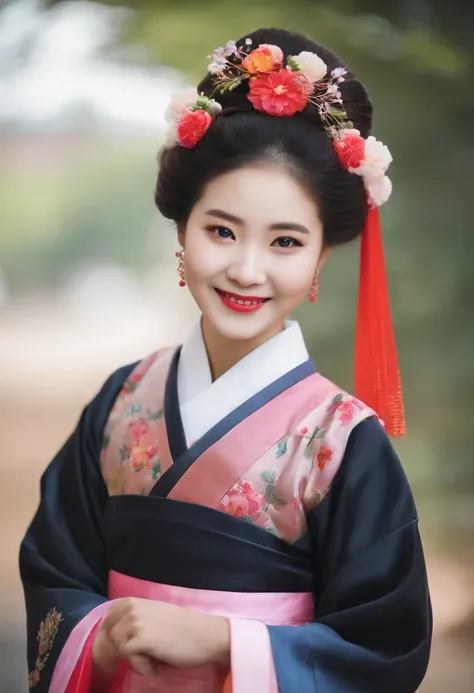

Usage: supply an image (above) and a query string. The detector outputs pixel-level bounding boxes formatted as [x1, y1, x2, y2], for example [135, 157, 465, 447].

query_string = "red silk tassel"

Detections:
[355, 207, 406, 436]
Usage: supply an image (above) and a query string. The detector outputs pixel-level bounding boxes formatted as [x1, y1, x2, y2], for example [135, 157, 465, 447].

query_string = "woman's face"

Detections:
[179, 163, 328, 347]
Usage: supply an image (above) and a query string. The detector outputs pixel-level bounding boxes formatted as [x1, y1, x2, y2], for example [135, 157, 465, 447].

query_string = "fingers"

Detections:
[128, 653, 159, 677]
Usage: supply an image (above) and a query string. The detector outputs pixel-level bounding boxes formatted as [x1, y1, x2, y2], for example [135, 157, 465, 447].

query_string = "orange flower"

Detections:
[242, 44, 283, 74]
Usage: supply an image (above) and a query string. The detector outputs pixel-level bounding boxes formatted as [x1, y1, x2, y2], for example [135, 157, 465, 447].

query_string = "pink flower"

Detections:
[218, 495, 249, 519]
[128, 419, 150, 444]
[177, 109, 213, 148]
[299, 426, 309, 435]
[127, 419, 158, 471]
[338, 400, 356, 425]
[219, 481, 265, 521]
[248, 68, 309, 116]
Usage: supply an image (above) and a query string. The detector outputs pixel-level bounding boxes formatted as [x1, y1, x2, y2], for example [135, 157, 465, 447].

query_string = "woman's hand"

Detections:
[92, 598, 231, 680]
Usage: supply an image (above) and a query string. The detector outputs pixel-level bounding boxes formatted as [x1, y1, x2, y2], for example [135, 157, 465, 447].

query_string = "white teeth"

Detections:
[225, 293, 263, 306]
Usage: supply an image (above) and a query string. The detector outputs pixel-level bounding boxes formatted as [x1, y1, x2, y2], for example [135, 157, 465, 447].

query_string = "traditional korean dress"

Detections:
[20, 320, 432, 693]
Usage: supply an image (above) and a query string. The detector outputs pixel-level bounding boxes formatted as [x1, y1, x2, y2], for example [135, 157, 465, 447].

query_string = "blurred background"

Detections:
[0, 0, 473, 690]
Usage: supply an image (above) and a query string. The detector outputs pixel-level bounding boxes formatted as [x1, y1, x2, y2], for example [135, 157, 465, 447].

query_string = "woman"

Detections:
[20, 27, 432, 693]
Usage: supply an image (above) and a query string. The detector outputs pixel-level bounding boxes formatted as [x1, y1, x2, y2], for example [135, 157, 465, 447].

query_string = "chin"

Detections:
[208, 310, 285, 344]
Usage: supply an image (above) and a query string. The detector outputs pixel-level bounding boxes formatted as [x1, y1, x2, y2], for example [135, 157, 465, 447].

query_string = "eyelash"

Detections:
[206, 226, 303, 249]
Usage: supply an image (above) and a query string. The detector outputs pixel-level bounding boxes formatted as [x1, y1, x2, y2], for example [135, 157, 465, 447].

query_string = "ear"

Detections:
[177, 223, 186, 249]
[317, 245, 332, 272]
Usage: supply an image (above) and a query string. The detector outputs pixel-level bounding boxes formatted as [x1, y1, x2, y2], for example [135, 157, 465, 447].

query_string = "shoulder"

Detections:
[331, 415, 418, 530]
[302, 376, 410, 509]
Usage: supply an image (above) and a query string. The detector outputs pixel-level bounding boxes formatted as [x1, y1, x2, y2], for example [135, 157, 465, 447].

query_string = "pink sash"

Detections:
[108, 570, 313, 693]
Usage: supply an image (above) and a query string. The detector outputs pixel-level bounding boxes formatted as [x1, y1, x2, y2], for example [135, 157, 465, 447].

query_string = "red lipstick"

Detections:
[215, 289, 269, 314]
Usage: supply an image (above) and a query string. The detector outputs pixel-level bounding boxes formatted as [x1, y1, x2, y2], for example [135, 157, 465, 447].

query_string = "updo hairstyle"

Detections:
[155, 28, 373, 245]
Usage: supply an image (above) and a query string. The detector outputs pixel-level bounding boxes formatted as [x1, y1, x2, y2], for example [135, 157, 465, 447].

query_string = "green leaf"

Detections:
[151, 460, 161, 480]
[275, 437, 288, 458]
[261, 470, 276, 484]
[119, 445, 128, 463]
[265, 485, 276, 503]
[147, 408, 164, 421]
[274, 497, 287, 506]
[332, 393, 344, 404]
[101, 433, 110, 451]
[127, 403, 142, 415]
[287, 55, 300, 72]
[242, 514, 254, 524]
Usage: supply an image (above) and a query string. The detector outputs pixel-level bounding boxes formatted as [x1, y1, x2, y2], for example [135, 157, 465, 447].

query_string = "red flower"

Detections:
[177, 109, 213, 148]
[247, 68, 309, 117]
[334, 131, 365, 170]
[317, 446, 333, 470]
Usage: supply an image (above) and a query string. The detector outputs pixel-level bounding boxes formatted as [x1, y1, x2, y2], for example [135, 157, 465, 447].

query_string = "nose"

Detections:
[225, 245, 266, 287]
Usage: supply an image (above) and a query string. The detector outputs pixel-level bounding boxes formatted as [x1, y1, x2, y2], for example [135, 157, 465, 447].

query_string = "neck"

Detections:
[201, 317, 286, 380]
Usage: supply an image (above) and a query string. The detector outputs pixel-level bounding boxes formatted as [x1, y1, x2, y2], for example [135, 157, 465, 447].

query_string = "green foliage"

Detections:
[0, 142, 161, 291]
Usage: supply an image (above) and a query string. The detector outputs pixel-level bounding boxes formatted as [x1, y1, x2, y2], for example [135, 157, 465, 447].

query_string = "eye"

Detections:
[207, 225, 235, 240]
[272, 236, 303, 249]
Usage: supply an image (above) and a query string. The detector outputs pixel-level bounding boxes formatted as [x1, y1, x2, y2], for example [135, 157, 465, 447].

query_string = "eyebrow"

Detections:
[205, 208, 310, 235]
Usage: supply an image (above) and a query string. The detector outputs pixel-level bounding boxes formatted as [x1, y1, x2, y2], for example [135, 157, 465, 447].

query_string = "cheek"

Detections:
[273, 254, 317, 296]
[184, 235, 221, 283]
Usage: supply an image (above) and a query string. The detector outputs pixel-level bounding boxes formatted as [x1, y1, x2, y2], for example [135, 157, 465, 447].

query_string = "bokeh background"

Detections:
[1, 0, 473, 690]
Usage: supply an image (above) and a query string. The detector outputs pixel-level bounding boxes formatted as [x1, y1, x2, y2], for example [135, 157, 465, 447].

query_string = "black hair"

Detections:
[155, 28, 373, 245]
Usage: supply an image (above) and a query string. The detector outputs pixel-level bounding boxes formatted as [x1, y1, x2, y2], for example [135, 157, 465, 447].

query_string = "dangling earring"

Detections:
[175, 249, 186, 287]
[309, 270, 320, 303]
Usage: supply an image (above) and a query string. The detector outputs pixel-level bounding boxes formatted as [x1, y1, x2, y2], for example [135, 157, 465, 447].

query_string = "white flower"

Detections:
[224, 40, 238, 56]
[164, 89, 197, 146]
[331, 67, 347, 79]
[358, 136, 393, 178]
[165, 89, 197, 124]
[245, 38, 252, 46]
[366, 174, 392, 206]
[292, 51, 327, 83]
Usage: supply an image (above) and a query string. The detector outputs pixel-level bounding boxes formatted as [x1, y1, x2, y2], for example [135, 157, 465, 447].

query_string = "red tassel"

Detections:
[355, 207, 406, 436]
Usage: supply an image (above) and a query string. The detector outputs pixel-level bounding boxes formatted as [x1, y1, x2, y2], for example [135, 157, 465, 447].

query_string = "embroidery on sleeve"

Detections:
[28, 608, 63, 689]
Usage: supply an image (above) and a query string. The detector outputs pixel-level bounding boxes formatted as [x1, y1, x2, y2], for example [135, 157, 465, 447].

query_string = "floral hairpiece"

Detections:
[165, 38, 392, 207]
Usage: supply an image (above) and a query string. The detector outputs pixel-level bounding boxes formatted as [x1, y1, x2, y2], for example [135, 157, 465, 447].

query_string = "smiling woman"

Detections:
[178, 164, 328, 363]
[20, 26, 431, 693]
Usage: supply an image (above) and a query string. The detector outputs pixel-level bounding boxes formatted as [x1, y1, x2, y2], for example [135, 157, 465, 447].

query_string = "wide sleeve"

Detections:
[19, 363, 136, 693]
[267, 416, 432, 693]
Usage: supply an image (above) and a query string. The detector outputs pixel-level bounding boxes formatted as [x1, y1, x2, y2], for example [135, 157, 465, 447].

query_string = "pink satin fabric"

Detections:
[168, 372, 326, 509]
[108, 570, 313, 693]
[49, 602, 111, 693]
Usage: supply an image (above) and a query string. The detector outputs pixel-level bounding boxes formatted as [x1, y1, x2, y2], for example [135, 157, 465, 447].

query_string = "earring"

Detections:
[175, 249, 186, 287]
[309, 270, 320, 303]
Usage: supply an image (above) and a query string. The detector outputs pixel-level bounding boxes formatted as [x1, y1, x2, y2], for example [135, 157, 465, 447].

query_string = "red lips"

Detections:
[215, 289, 270, 314]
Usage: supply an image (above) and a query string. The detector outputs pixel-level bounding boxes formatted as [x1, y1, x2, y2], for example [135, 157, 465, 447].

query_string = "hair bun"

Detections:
[197, 28, 373, 138]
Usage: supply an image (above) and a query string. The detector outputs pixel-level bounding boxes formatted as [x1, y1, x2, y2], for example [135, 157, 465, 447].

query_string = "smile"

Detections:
[214, 289, 270, 313]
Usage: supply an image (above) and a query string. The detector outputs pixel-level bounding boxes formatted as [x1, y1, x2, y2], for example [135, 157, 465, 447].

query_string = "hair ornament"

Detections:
[165, 39, 393, 207]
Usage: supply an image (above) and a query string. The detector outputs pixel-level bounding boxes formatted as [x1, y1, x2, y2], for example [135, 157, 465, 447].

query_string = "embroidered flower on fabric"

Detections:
[327, 394, 365, 425]
[317, 445, 333, 470]
[28, 608, 63, 689]
[218, 481, 266, 523]
[127, 419, 159, 472]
